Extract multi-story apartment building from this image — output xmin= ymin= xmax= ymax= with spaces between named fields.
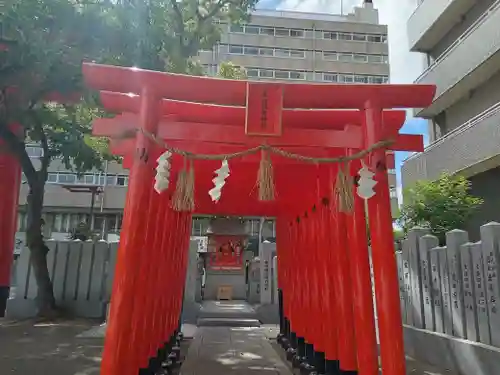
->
xmin=402 ymin=0 xmax=500 ymax=237
xmin=16 ymin=2 xmax=398 ymax=241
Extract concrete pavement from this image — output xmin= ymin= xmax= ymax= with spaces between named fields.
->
xmin=181 ymin=326 xmax=293 ymax=375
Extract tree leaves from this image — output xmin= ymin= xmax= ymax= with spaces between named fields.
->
xmin=397 ymin=173 xmax=483 ymax=244
xmin=1 ymin=0 xmax=257 ymax=181
xmin=217 ymin=61 xmax=247 ymax=79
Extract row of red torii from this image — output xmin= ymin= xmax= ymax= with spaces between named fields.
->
xmin=0 ymin=62 xmax=435 ymax=375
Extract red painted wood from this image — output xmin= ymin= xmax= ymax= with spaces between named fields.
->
xmin=83 ymin=62 xmax=436 ymax=109
xmin=99 ymin=91 xmax=407 ymax=130
xmin=245 ymin=82 xmax=283 ymax=136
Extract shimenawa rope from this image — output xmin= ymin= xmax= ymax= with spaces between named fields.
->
xmin=120 ymin=128 xmax=393 ymax=212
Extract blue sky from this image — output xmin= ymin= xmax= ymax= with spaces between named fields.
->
xmin=258 ymin=0 xmax=426 ymax=201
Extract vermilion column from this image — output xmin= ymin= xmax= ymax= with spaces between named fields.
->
xmin=151 ymin=196 xmax=173 ymax=353
xmin=101 ymin=86 xmax=159 ymax=375
xmin=347 ymin=157 xmax=378 ymax=375
xmin=134 ymin=164 xmax=162 ymax=370
xmin=331 ymin=209 xmax=357 ymax=374
xmin=321 ymin=199 xmax=339 ymax=375
xmin=364 ymin=103 xmax=406 ymax=375
xmin=0 ymin=145 xmax=21 ymax=317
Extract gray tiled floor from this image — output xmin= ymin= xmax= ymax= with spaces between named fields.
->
xmin=180 ymin=326 xmax=292 ymax=375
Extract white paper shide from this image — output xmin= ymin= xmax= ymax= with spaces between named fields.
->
xmin=209 ymin=159 xmax=230 ymax=202
xmin=154 ymin=150 xmax=172 ymax=193
xmin=357 ymin=162 xmax=377 ymax=199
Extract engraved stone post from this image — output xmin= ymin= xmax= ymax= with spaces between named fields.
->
xmin=184 ymin=240 xmax=199 ymax=304
xmin=445 ymin=229 xmax=468 ymax=338
xmin=402 ymin=239 xmax=412 ymax=325
xmin=408 ymin=227 xmax=430 ymax=329
xmin=480 ymin=222 xmax=500 ymax=346
xmin=460 ymin=242 xmax=479 ymax=341
xmin=419 ymin=235 xmax=439 ymax=331
xmin=396 ymin=251 xmax=406 ymax=322
xmin=471 ymin=241 xmax=491 ymax=344
xmin=430 ymin=247 xmax=443 ymax=333
xmin=438 ymin=246 xmax=453 ymax=335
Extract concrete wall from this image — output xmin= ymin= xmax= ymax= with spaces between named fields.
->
xmin=398 ymin=224 xmax=500 ymax=374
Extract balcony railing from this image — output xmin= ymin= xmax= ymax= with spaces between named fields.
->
xmin=407 ymin=0 xmax=475 ymax=51
xmin=415 ymin=1 xmax=500 ymax=114
xmin=402 ymin=103 xmax=500 ymax=186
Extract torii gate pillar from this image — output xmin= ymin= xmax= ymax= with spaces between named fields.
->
xmin=364 ymin=102 xmax=406 ymax=375
xmin=0 ymin=144 xmax=21 ymax=316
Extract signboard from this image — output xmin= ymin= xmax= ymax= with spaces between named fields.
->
xmin=260 ymin=241 xmax=276 ymax=304
xmin=14 ymin=233 xmax=27 ymax=256
xmin=245 ymin=82 xmax=283 ymax=137
xmin=191 ymin=236 xmax=208 ymax=253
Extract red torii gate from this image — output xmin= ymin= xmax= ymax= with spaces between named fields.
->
xmin=81 ymin=62 xmax=435 ymax=375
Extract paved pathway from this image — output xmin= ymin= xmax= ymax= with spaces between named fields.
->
xmin=181 ymin=326 xmax=292 ymax=375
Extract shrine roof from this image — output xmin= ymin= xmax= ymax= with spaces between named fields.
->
xmin=83 ymin=63 xmax=436 ymax=109
xmin=99 ymin=92 xmax=407 ymax=130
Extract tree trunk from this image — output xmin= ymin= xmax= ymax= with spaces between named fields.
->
xmin=26 ymin=181 xmax=57 ymax=317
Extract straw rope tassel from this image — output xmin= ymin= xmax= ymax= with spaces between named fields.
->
xmin=172 ymin=158 xmax=195 ymax=211
xmin=334 ymin=162 xmax=354 ymax=213
xmin=257 ymin=149 xmax=275 ymax=201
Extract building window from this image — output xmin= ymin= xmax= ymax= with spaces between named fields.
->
xmin=245 ymin=25 xmax=259 ymax=34
xmin=260 ymin=27 xmax=274 ymax=36
xmin=58 ymin=173 xmax=77 ymax=184
xmin=323 ymin=51 xmax=338 ymax=60
xmin=244 ymin=46 xmax=259 ymax=55
xmin=108 ymin=215 xmax=118 ymax=233
xmin=230 ymin=24 xmax=243 ymax=33
xmin=289 ymin=71 xmax=305 ymax=80
xmin=323 ymin=73 xmax=338 ymax=82
xmin=338 ymin=32 xmax=352 ymax=41
xmin=246 ymin=69 xmax=258 ymax=77
xmin=117 ymin=175 xmax=128 ymax=186
xmin=26 ymin=145 xmax=44 ymax=158
xmin=259 ymin=69 xmax=274 ymax=78
xmin=354 ymin=75 xmax=368 ymax=83
xmin=290 ymin=50 xmax=305 ymax=58
xmin=228 ymin=23 xmax=387 ymax=44
xmin=259 ymin=47 xmax=274 ymax=56
xmin=367 ymin=34 xmax=383 ymax=43
xmin=368 ymin=55 xmax=382 ymax=63
xmin=47 ymin=173 xmax=57 ymax=183
xmin=229 ymin=45 xmax=243 ymax=54
xmin=290 ymin=29 xmax=304 ymax=38
xmin=353 ymin=33 xmax=367 ymax=42
xmin=275 ymin=28 xmax=290 ymax=37
xmin=339 ymin=53 xmax=352 ymax=62
xmin=226 ymin=44 xmax=306 ymax=59
xmin=323 ymin=31 xmax=337 ymax=40
xmin=353 ymin=54 xmax=368 ymax=63
xmin=274 ymin=70 xmax=290 ymax=79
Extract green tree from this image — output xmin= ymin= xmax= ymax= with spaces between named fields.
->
xmin=217 ymin=61 xmax=247 ymax=79
xmin=0 ymin=0 xmax=256 ymax=316
xmin=397 ymin=173 xmax=483 ymax=244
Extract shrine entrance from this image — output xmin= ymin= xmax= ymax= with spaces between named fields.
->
xmin=80 ymin=63 xmax=435 ymax=375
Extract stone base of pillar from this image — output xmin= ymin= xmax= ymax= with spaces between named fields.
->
xmin=0 ymin=286 xmax=9 ymax=317
xmin=325 ymin=359 xmax=340 ymax=375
